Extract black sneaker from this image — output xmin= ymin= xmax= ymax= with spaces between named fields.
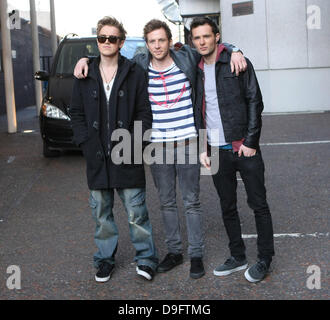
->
xmin=136 ymin=265 xmax=155 ymax=281
xmin=95 ymin=262 xmax=115 ymax=283
xmin=213 ymin=256 xmax=248 ymax=276
xmin=157 ymin=253 xmax=183 ymax=273
xmin=244 ymin=260 xmax=269 ymax=283
xmin=190 ymin=257 xmax=205 ymax=279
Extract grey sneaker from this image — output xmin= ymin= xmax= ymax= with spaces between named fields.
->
xmin=244 ymin=260 xmax=269 ymax=283
xmin=213 ymin=257 xmax=248 ymax=276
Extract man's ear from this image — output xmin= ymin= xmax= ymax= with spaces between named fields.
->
xmin=119 ymin=39 xmax=125 ymax=50
xmin=216 ymin=33 xmax=221 ymax=43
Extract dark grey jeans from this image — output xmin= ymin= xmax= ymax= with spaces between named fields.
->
xmin=150 ymin=140 xmax=204 ymax=258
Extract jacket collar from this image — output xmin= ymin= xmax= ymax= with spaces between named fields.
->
xmin=88 ymin=54 xmax=133 ymax=89
xmin=135 ymin=47 xmax=196 ymax=85
xmin=138 ymin=47 xmax=187 ymax=68
xmin=88 ymin=54 xmax=129 ymax=80
xmin=198 ymin=44 xmax=228 ymax=71
xmin=140 ymin=48 xmax=180 ymax=70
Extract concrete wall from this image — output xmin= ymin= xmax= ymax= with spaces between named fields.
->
xmin=221 ymin=0 xmax=330 ymax=112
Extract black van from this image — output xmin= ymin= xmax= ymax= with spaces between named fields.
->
xmin=35 ymin=35 xmax=146 ymax=157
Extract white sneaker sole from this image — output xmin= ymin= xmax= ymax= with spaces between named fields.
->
xmin=136 ymin=267 xmax=152 ymax=281
xmin=95 ymin=275 xmax=111 ymax=283
xmin=213 ymin=263 xmax=248 ymax=276
xmin=244 ymin=268 xmax=261 ymax=283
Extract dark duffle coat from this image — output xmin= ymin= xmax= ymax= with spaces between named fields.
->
xmin=70 ymin=55 xmax=152 ymax=190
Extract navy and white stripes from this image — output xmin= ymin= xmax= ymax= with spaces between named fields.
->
xmin=148 ymin=63 xmax=197 ymax=142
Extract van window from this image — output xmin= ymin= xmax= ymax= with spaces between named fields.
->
xmin=56 ymin=41 xmax=99 ymax=75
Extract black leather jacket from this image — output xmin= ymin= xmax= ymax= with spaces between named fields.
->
xmin=196 ymin=49 xmax=264 ymax=149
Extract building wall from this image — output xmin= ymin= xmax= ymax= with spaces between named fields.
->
xmin=0 ymin=19 xmax=54 ymax=115
xmin=221 ymin=0 xmax=330 ymax=112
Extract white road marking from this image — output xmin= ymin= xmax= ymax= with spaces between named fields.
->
xmin=263 ymin=111 xmax=326 ymax=116
xmin=242 ymin=232 xmax=329 ymax=239
xmin=261 ymin=141 xmax=330 ymax=146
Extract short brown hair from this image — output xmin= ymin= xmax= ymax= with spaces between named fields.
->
xmin=97 ymin=16 xmax=127 ymax=40
xmin=143 ymin=19 xmax=172 ymax=42
xmin=190 ymin=17 xmax=219 ymax=36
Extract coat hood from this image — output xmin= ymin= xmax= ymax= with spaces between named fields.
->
xmin=198 ymin=44 xmax=227 ymax=71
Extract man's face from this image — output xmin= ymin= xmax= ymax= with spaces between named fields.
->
xmin=146 ymin=28 xmax=172 ymax=61
xmin=97 ymin=25 xmax=124 ymax=58
xmin=191 ymin=24 xmax=220 ymax=58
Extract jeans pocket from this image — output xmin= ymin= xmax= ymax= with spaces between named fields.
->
xmin=241 ymin=149 xmax=260 ymax=159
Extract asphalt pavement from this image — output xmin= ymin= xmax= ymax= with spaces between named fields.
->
xmin=0 ymin=106 xmax=329 ymax=300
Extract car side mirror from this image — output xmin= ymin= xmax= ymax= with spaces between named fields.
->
xmin=35 ymin=70 xmax=49 ymax=81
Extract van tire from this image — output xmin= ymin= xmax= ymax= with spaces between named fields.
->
xmin=43 ymin=141 xmax=61 ymax=158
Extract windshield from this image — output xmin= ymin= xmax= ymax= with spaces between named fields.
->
xmin=55 ymin=38 xmax=146 ymax=75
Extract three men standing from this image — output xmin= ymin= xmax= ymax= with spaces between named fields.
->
xmin=74 ymin=17 xmax=245 ymax=281
xmin=73 ymin=15 xmax=274 ymax=284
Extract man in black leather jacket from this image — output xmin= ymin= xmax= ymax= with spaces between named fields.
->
xmin=191 ymin=17 xmax=275 ymax=283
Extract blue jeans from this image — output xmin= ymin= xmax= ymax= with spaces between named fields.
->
xmin=150 ymin=140 xmax=204 ymax=258
xmin=89 ymin=188 xmax=158 ymax=270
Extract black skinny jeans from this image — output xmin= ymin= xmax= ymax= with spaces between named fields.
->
xmin=212 ymin=149 xmax=275 ymax=262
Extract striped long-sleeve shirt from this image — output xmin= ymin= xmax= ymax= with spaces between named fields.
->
xmin=148 ymin=63 xmax=197 ymax=142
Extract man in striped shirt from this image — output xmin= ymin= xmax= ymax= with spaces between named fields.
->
xmin=74 ymin=19 xmax=246 ymax=279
